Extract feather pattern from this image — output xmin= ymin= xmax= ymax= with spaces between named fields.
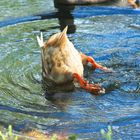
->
xmin=37 ymin=32 xmax=44 ymax=48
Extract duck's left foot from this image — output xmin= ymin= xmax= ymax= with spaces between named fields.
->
xmin=82 ymin=82 xmax=105 ymax=95
xmin=73 ymin=73 xmax=105 ymax=95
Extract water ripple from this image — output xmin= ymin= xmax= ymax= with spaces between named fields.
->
xmin=0 ymin=6 xmax=140 ymax=139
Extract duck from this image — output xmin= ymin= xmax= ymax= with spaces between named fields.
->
xmin=54 ymin=0 xmax=109 ymax=5
xmin=37 ymin=26 xmax=109 ymax=95
xmin=54 ymin=0 xmax=139 ymax=7
xmin=128 ymin=0 xmax=139 ymax=8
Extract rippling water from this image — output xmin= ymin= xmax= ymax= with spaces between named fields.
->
xmin=0 ymin=1 xmax=140 ymax=140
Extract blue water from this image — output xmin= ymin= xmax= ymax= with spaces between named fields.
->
xmin=0 ymin=1 xmax=140 ymax=139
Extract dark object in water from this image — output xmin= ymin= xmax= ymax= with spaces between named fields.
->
xmin=54 ymin=0 xmax=110 ymax=5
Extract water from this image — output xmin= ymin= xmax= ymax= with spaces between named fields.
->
xmin=0 ymin=0 xmax=140 ymax=139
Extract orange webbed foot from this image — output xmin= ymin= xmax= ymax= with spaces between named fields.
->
xmin=80 ymin=53 xmax=111 ymax=72
xmin=73 ymin=73 xmax=105 ymax=95
xmin=87 ymin=56 xmax=111 ymax=72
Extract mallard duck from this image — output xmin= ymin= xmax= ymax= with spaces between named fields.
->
xmin=54 ymin=0 xmax=109 ymax=5
xmin=128 ymin=0 xmax=139 ymax=8
xmin=37 ymin=26 xmax=109 ymax=95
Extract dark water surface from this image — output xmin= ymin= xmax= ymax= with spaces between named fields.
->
xmin=0 ymin=0 xmax=140 ymax=139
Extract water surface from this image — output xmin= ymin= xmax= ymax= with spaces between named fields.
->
xmin=0 ymin=1 xmax=140 ymax=140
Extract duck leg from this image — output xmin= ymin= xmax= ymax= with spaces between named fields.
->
xmin=128 ymin=0 xmax=138 ymax=8
xmin=73 ymin=73 xmax=105 ymax=95
xmin=80 ymin=53 xmax=109 ymax=72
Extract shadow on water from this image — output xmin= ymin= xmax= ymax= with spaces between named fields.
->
xmin=0 ymin=0 xmax=140 ymax=30
xmin=53 ymin=0 xmax=140 ymax=36
xmin=42 ymin=76 xmax=75 ymax=110
xmin=45 ymin=91 xmax=73 ymax=111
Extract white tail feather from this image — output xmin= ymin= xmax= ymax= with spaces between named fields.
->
xmin=37 ymin=32 xmax=44 ymax=48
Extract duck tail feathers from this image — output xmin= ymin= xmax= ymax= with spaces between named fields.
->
xmin=37 ymin=32 xmax=44 ymax=48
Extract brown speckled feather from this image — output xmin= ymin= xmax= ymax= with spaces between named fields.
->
xmin=41 ymin=26 xmax=83 ymax=84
